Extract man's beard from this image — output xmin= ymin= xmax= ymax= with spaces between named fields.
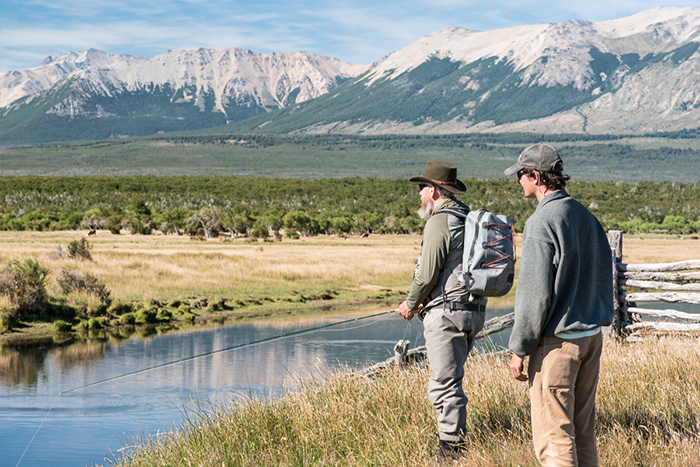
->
xmin=418 ymin=199 xmax=434 ymax=219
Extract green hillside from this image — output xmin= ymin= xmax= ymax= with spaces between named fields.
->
xmin=1 ymin=133 xmax=700 ymax=182
xmin=0 ymin=82 xmax=262 ymax=144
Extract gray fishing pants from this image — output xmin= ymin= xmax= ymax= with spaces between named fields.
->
xmin=423 ymin=306 xmax=485 ymax=443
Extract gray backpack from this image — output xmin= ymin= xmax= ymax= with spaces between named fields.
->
xmin=441 ymin=208 xmax=516 ymax=297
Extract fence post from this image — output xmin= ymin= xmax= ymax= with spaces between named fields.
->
xmin=607 ymin=230 xmax=623 ymax=337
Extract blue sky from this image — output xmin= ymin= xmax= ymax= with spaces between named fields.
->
xmin=1 ymin=1 xmax=698 ymax=72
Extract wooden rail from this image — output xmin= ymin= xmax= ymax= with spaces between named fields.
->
xmin=366 ymin=230 xmax=700 ymax=375
xmin=356 ymin=311 xmax=514 ymax=377
xmin=609 ymin=230 xmax=700 ymax=341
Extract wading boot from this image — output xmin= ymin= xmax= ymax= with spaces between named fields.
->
xmin=435 ymin=438 xmax=463 ymax=464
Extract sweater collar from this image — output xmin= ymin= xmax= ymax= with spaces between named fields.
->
xmin=536 ymin=189 xmax=569 ymax=210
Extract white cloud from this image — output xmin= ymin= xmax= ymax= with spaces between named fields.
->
xmin=4 ymin=0 xmax=700 ymax=71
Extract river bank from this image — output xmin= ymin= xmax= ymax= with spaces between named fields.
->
xmin=0 ymin=230 xmax=420 ymax=347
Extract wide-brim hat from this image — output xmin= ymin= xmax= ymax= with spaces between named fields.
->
xmin=504 ymin=143 xmax=563 ymax=176
xmin=410 ymin=161 xmax=466 ymax=194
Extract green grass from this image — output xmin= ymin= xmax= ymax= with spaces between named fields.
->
xmin=107 ymin=336 xmax=700 ymax=466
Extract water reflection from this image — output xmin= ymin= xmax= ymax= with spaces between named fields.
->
xmin=0 ymin=308 xmax=516 ymax=467
xmin=0 ymin=346 xmax=52 ymax=389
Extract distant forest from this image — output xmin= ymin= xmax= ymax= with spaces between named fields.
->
xmin=0 ymin=176 xmax=699 ymax=237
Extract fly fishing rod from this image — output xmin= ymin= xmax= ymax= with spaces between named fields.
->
xmin=15 ymin=308 xmax=398 ymax=467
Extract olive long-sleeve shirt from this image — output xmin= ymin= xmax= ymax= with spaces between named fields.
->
xmin=406 ymin=198 xmax=483 ymax=311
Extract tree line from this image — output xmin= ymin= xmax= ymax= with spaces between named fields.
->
xmin=0 ymin=176 xmax=699 ymax=236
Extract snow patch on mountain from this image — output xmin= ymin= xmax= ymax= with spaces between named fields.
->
xmin=0 ymin=48 xmax=370 ymax=112
xmin=364 ymin=6 xmax=700 ymax=87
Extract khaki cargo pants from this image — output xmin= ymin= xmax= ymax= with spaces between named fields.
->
xmin=423 ymin=307 xmax=485 ymax=443
xmin=528 ymin=332 xmax=603 ymax=467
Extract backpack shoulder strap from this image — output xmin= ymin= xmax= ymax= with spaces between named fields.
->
xmin=436 ymin=207 xmax=469 ymax=219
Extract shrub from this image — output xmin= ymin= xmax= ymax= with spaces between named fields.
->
xmin=67 ymin=238 xmax=93 ymax=261
xmin=156 ymin=309 xmax=172 ymax=322
xmin=118 ymin=312 xmax=136 ymax=325
xmin=106 ymin=214 xmax=123 ymax=235
xmin=56 ymin=268 xmax=111 ymax=303
xmin=87 ymin=317 xmax=104 ymax=329
xmin=108 ymin=301 xmax=133 ymax=316
xmin=135 ymin=308 xmax=157 ymax=324
xmin=0 ymin=311 xmax=12 ymax=333
xmin=53 ymin=320 xmax=72 ymax=333
xmin=0 ymin=259 xmax=50 ymax=313
xmin=181 ymin=312 xmax=196 ymax=322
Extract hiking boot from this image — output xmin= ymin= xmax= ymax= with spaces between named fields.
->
xmin=435 ymin=439 xmax=463 ymax=464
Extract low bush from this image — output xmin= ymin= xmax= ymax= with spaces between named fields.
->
xmin=108 ymin=301 xmax=133 ymax=316
xmin=67 ymin=238 xmax=93 ymax=261
xmin=118 ymin=312 xmax=136 ymax=325
xmin=0 ymin=311 xmax=12 ymax=333
xmin=0 ymin=259 xmax=50 ymax=313
xmin=87 ymin=317 xmax=106 ymax=329
xmin=56 ymin=268 xmax=111 ymax=303
xmin=134 ymin=308 xmax=157 ymax=324
xmin=53 ymin=320 xmax=72 ymax=333
xmin=156 ymin=309 xmax=172 ymax=322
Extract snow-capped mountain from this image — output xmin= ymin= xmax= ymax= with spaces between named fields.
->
xmin=0 ymin=48 xmax=368 ymax=142
xmin=238 ymin=6 xmax=700 ymax=136
xmin=5 ymin=6 xmax=700 ymax=142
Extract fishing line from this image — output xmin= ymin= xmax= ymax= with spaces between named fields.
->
xmin=15 ymin=308 xmax=397 ymax=467
xmin=64 ymin=308 xmax=397 ymax=395
xmin=317 ymin=310 xmax=397 ymax=332
xmin=14 ymin=394 xmax=61 ymax=467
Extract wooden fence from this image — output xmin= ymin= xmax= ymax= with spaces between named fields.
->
xmin=359 ymin=230 xmax=700 ymax=375
xmin=609 ymin=230 xmax=700 ymax=341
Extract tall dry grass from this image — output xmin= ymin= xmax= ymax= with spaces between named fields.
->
xmin=0 ymin=231 xmax=420 ymax=304
xmin=1 ymin=231 xmax=697 ymax=307
xmin=109 ymin=336 xmax=700 ymax=467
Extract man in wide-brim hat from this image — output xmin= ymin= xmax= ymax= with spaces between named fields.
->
xmin=397 ymin=161 xmax=485 ymax=462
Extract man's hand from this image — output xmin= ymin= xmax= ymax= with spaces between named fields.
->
xmin=398 ymin=300 xmax=416 ymax=320
xmin=510 ymin=354 xmax=528 ymax=382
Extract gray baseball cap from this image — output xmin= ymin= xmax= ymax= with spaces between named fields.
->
xmin=504 ymin=143 xmax=563 ymax=176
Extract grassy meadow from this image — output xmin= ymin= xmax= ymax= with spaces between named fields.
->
xmin=2 ymin=229 xmax=700 ymax=345
xmin=2 ymin=230 xmax=700 ymax=464
xmin=4 ymin=133 xmax=700 ymax=181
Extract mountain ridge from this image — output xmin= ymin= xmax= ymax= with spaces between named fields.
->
xmin=237 ymin=6 xmax=700 ymax=136
xmin=4 ymin=6 xmax=700 ymax=142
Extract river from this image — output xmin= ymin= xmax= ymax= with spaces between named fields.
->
xmin=1 ymin=307 xmax=513 ymax=467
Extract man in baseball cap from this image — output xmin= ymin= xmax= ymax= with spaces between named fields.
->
xmin=506 ymin=143 xmax=613 ymax=467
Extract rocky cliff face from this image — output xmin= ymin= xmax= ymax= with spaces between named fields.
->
xmin=0 ymin=47 xmax=368 ymax=122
